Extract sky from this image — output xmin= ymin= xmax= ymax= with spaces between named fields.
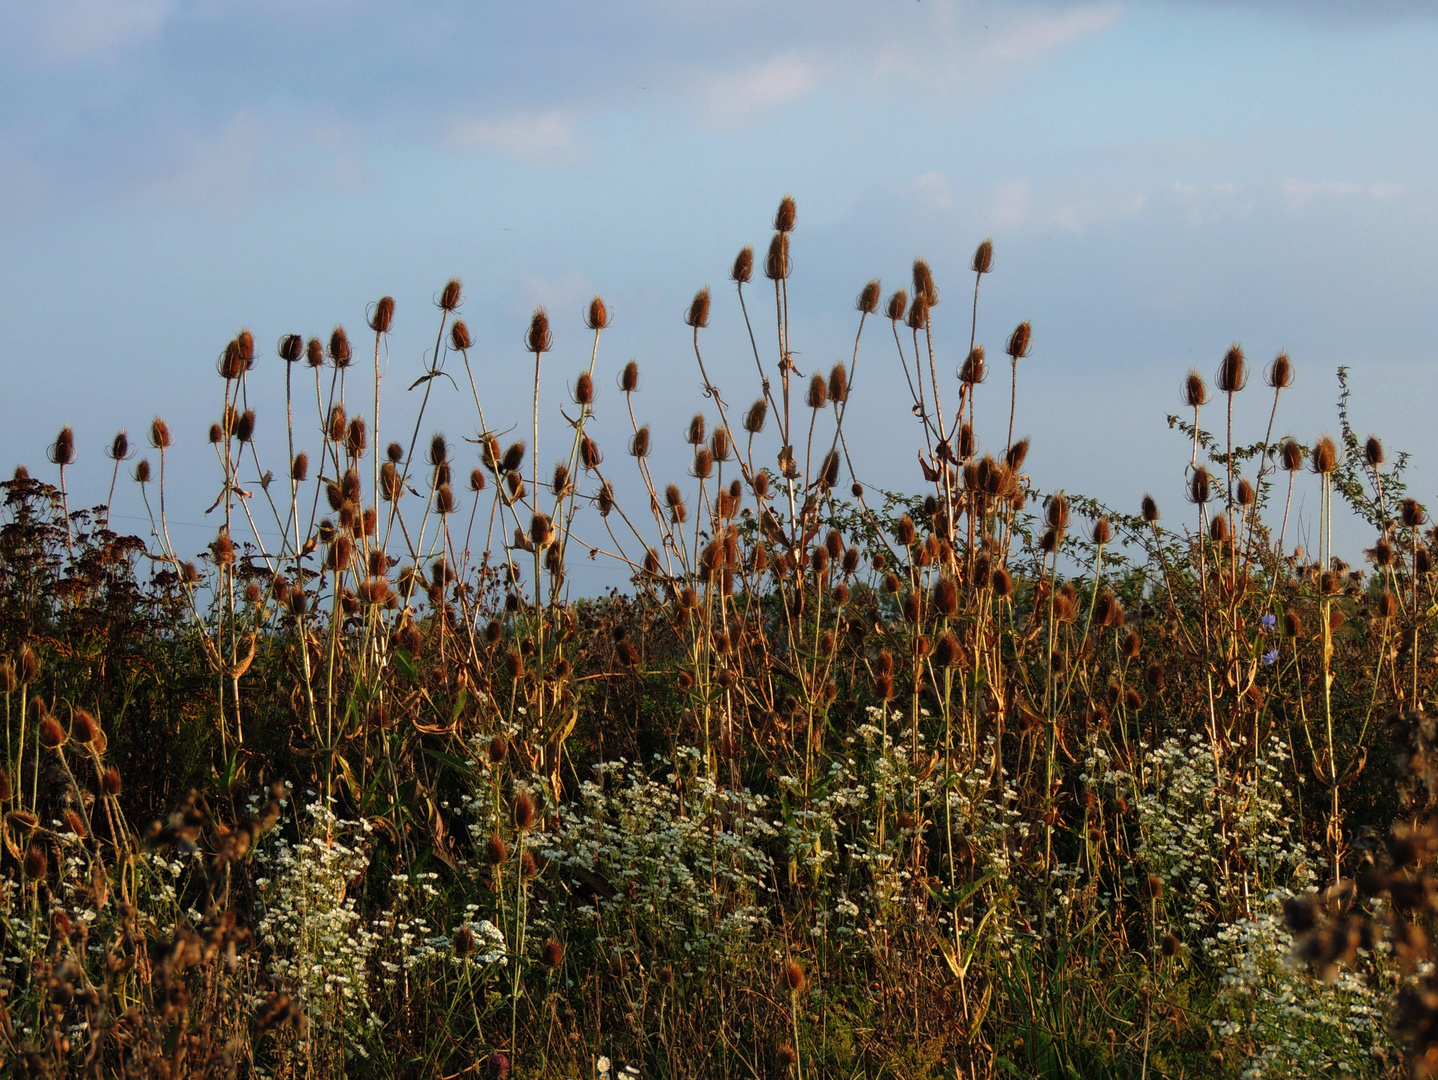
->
xmin=1 ymin=0 xmax=1435 ymax=584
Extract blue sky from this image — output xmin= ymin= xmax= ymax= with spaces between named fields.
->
xmin=1 ymin=0 xmax=1435 ymax=575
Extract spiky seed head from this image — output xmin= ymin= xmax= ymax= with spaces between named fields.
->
xmin=485 ymin=833 xmax=508 ymax=864
xmin=856 ymin=279 xmax=881 ymax=314
xmin=1237 ymin=478 xmax=1255 ymax=507
xmin=134 ymin=458 xmax=151 ymax=483
xmin=439 ymin=278 xmax=462 ymax=311
xmin=1379 ymin=591 xmax=1400 ymax=618
xmin=306 ymin=337 xmax=324 ymax=367
xmin=711 ymin=427 xmax=730 ymax=462
xmin=783 ymin=960 xmax=805 ymax=992
xmin=1144 ymin=874 xmax=1164 ymax=899
xmin=23 ymin=843 xmax=47 ymax=880
xmin=209 ymin=423 xmax=224 ymax=445
xmin=1209 ymin=514 xmax=1228 ymax=542
xmin=290 ymin=452 xmax=309 ymax=483
xmin=1402 ymin=498 xmax=1427 ymax=528
xmin=743 ymin=399 xmax=768 ymax=434
xmin=570 ymin=371 xmax=595 ymax=407
xmin=806 ymin=373 xmax=828 ymax=410
xmin=328 ymin=326 xmax=352 ymax=368
xmin=1216 ymin=344 xmax=1247 ymax=393
xmin=620 ymin=359 xmax=640 ymax=393
xmin=906 ymin=293 xmax=929 ymax=330
xmin=1280 ymin=440 xmax=1304 ymax=472
xmin=368 ymin=296 xmax=395 ymax=334
xmin=685 ymin=287 xmax=711 ymax=329
xmin=1365 ymin=435 xmax=1384 ymax=467
xmin=896 ymin=515 xmax=917 ymax=546
xmin=501 ymin=441 xmax=526 ymax=473
xmin=1181 ymin=369 xmax=1210 ymax=408
xmin=17 ymin=641 xmax=38 ymax=684
xmin=1091 ymin=517 xmax=1111 ymax=546
xmin=885 ymin=289 xmax=908 ymax=322
xmin=39 ymin=715 xmax=65 ymax=749
xmin=691 ymin=447 xmax=713 ymax=479
xmin=542 ymin=939 xmax=564 ymax=967
xmin=686 ymin=414 xmax=707 ymax=446
xmin=526 ymin=307 xmax=552 ymax=353
xmin=586 ymin=295 xmax=610 ymax=330
xmin=1311 ymin=435 xmax=1338 ymax=475
xmin=1185 ymin=467 xmax=1213 ymax=505
xmin=236 ymin=409 xmax=255 ymax=443
xmin=828 ymin=364 xmax=848 ymax=403
xmin=449 ymin=320 xmax=471 ymax=351
xmin=764 ymin=232 xmax=790 ymax=280
xmin=73 ymin=710 xmax=99 ymax=744
xmin=774 ymin=194 xmax=796 ymax=232
xmin=629 ymin=426 xmax=650 ymax=459
xmin=1006 ymin=438 xmax=1030 ymax=473
xmin=149 ymin=417 xmax=171 ymax=450
xmin=1005 ymin=321 xmax=1032 ymax=360
xmin=102 ymin=767 xmax=122 ymax=795
xmin=912 ymin=258 xmax=939 ymax=306
xmin=513 ymin=790 xmax=536 ymax=831
xmin=933 ymin=576 xmax=959 ymax=616
xmin=1046 ymin=492 xmax=1069 ymax=529
xmin=731 ymin=246 xmax=754 ymax=284
xmin=1139 ymin=494 xmax=1160 ymax=523
xmin=1284 ymin=611 xmax=1303 ymax=638
xmin=960 ymin=346 xmax=987 ymax=385
xmin=1266 ymin=350 xmax=1294 ymax=389
xmin=278 ymin=333 xmax=304 ymax=362
xmin=971 ymin=238 xmax=994 ymax=274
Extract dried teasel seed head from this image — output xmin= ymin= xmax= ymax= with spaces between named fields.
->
xmin=291 ymin=452 xmax=309 ymax=482
xmin=1365 ymin=435 xmax=1384 ymax=467
xmin=621 ymin=359 xmax=640 ymax=392
xmin=1401 ymin=498 xmax=1427 ymax=528
xmin=347 ymin=417 xmax=367 ymax=458
xmin=73 ymin=710 xmax=99 ymax=745
xmin=209 ymin=423 xmax=224 ymax=445
xmin=106 ymin=430 xmax=130 ymax=462
xmin=686 ymin=414 xmax=707 ymax=446
xmin=449 ymin=320 xmax=472 ymax=351
xmin=886 ymin=289 xmax=908 ymax=322
xmin=971 ymin=238 xmax=994 ymax=274
xmin=912 ymin=258 xmax=939 ymax=306
xmin=1379 ymin=591 xmax=1400 ymax=619
xmin=1237 ymin=477 xmax=1255 ymax=507
xmin=731 ymin=246 xmax=754 ymax=284
xmin=572 ymin=371 xmax=595 ymax=406
xmin=236 ymin=409 xmax=255 ymax=444
xmin=513 ymin=790 xmax=536 ymax=831
xmin=1310 ymin=435 xmax=1337 ymax=475
xmin=1280 ymin=440 xmax=1304 ymax=472
xmin=1284 ymin=611 xmax=1303 ymax=638
xmin=896 ymin=515 xmax=917 ymax=547
xmin=102 ymin=767 xmax=122 ymax=796
xmin=828 ymin=364 xmax=848 ymax=404
xmin=1215 ymin=343 xmax=1247 ymax=393
xmin=1005 ymin=321 xmax=1032 ymax=360
xmin=774 ymin=194 xmax=797 ymax=233
xmin=63 ymin=809 xmax=86 ymax=838
xmin=501 ymin=441 xmax=526 ymax=473
xmin=1091 ymin=517 xmax=1111 ymax=546
xmin=1046 ymin=492 xmax=1070 ymax=530
xmin=1187 ymin=467 xmax=1211 ymax=505
xmin=134 ymin=458 xmax=151 ymax=483
xmin=764 ymin=232 xmax=790 ymax=281
xmin=1266 ymin=350 xmax=1294 ymax=389
xmin=278 ymin=333 xmax=304 ymax=362
xmin=1181 ymin=369 xmax=1210 ymax=408
xmin=1141 ymin=494 xmax=1160 ymax=523
xmin=711 ymin=427 xmax=731 ymax=462
xmin=329 ymin=326 xmax=352 ymax=368
xmin=1006 ymin=438 xmax=1030 ymax=473
xmin=368 ymin=296 xmax=395 ymax=334
xmin=149 ymin=417 xmax=171 ymax=450
xmin=685 ymin=287 xmax=711 ymax=329
xmin=526 ymin=307 xmax=552 ymax=353
xmin=960 ymin=346 xmax=987 ymax=385
xmin=806 ymin=373 xmax=828 ymax=410
xmin=39 ymin=716 xmax=65 ymax=749
xmin=485 ymin=833 xmax=508 ymax=864
xmin=439 ymin=278 xmax=462 ymax=312
xmin=586 ymin=295 xmax=610 ymax=330
xmin=856 ymin=279 xmax=881 ymax=314
xmin=23 ymin=843 xmax=47 ymax=880
xmin=306 ymin=336 xmax=324 ymax=367
xmin=630 ymin=426 xmax=651 ymax=459
xmin=743 ymin=399 xmax=768 ymax=435
xmin=906 ymin=293 xmax=929 ymax=330
xmin=783 ymin=960 xmax=805 ymax=992
xmin=542 ymin=939 xmax=564 ymax=967
xmin=1143 ymin=874 xmax=1164 ymax=899
xmin=933 ymin=576 xmax=959 ymax=617
xmin=1209 ymin=514 xmax=1229 ymax=543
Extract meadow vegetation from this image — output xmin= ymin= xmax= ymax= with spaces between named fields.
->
xmin=3 ymin=196 xmax=1438 ymax=1078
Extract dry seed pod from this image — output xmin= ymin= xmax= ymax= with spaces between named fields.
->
xmin=1311 ymin=436 xmax=1338 ymax=475
xmin=856 ymin=279 xmax=881 ymax=314
xmin=278 ymin=333 xmax=304 ymax=362
xmin=1266 ymin=350 xmax=1294 ymax=389
xmin=886 ymin=289 xmax=908 ymax=322
xmin=369 ymin=296 xmax=395 ymax=334
xmin=1365 ymin=435 xmax=1385 ymax=467
xmin=912 ymin=258 xmax=939 ymax=306
xmin=971 ymin=238 xmax=994 ymax=274
xmin=585 ymin=295 xmax=610 ymax=330
xmin=526 ymin=307 xmax=552 ymax=353
xmin=731 ymin=246 xmax=753 ymax=284
xmin=439 ymin=278 xmax=462 ymax=311
xmin=685 ymin=287 xmax=711 ymax=329
xmin=774 ymin=194 xmax=796 ymax=233
xmin=1141 ymin=494 xmax=1159 ymax=523
xmin=1005 ymin=321 xmax=1032 ymax=360
xmin=621 ymin=359 xmax=640 ymax=392
xmin=1181 ymin=370 xmax=1210 ymax=409
xmin=1216 ymin=344 xmax=1247 ymax=393
xmin=450 ymin=320 xmax=472 ymax=351
xmin=329 ymin=326 xmax=352 ymax=367
xmin=764 ymin=232 xmax=789 ymax=281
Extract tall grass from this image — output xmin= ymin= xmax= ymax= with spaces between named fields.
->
xmin=0 ymin=196 xmax=1433 ymax=1079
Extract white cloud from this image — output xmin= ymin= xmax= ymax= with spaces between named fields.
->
xmin=448 ymin=111 xmax=579 ymax=166
xmin=990 ymin=177 xmax=1032 ymax=228
xmin=907 ymin=171 xmax=954 ymax=208
xmin=701 ymin=53 xmax=823 ymax=122
xmin=19 ymin=0 xmax=174 ymax=63
xmin=1280 ymin=178 xmax=1405 ymax=208
xmin=144 ymin=111 xmax=262 ymax=214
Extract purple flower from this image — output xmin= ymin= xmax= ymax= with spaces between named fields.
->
xmin=1262 ymin=649 xmax=1279 ymax=667
xmin=1260 ymin=614 xmax=1277 ymax=632
xmin=484 ymin=1053 xmax=510 ymax=1078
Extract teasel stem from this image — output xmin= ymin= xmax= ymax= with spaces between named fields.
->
xmin=389 ymin=305 xmax=452 ymax=552
xmin=735 ymin=278 xmax=780 ymax=440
